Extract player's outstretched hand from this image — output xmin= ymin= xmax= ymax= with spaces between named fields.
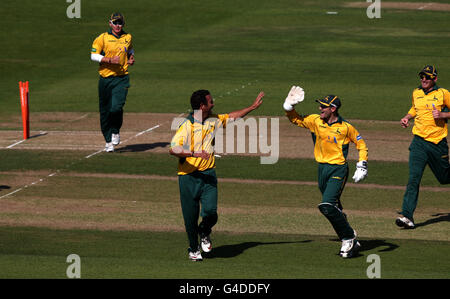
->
xmin=283 ymin=86 xmax=304 ymax=111
xmin=251 ymin=91 xmax=264 ymax=110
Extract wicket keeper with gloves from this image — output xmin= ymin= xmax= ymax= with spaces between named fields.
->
xmin=170 ymin=89 xmax=264 ymax=261
xmin=396 ymin=65 xmax=450 ymax=229
xmin=91 ymin=13 xmax=135 ymax=152
xmin=283 ymin=86 xmax=368 ymax=258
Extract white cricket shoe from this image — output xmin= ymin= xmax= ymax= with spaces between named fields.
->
xmin=201 ymin=235 xmax=212 ymax=253
xmin=339 ymin=234 xmax=361 ymax=258
xmin=188 ymin=249 xmax=203 ymax=261
xmin=396 ymin=216 xmax=415 ymax=229
xmin=105 ymin=142 xmax=114 ymax=152
xmin=112 ymin=133 xmax=120 ymax=146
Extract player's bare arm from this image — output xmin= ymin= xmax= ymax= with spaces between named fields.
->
xmin=169 ymin=147 xmax=210 ymax=159
xmin=228 ymin=91 xmax=264 ymax=120
xmin=103 ymin=56 xmax=120 ymax=64
xmin=400 ymin=114 xmax=414 ymax=128
xmin=91 ymin=54 xmax=120 ymax=65
xmin=432 ymin=107 xmax=450 ymax=119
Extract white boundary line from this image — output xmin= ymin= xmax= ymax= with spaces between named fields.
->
xmin=3 ymin=113 xmax=88 ymax=149
xmin=6 ymin=139 xmax=26 ymax=149
xmin=68 ymin=113 xmax=89 ymax=123
xmin=5 ymin=131 xmax=48 ymax=149
xmin=418 ymin=3 xmax=432 ymax=10
xmin=0 ymin=187 xmax=23 ymax=199
xmin=216 ymin=80 xmax=258 ymax=100
xmin=0 ymin=120 xmax=175 ymax=199
xmin=84 ymin=149 xmax=105 ymax=159
xmin=84 ymin=124 xmax=162 ymax=159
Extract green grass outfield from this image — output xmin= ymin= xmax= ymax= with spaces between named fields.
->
xmin=1 ymin=226 xmax=449 ymax=279
xmin=2 ymin=0 xmax=450 ymax=120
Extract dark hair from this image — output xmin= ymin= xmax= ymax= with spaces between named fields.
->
xmin=190 ymin=90 xmax=210 ymax=110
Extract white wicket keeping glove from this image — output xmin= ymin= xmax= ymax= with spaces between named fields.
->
xmin=352 ymin=160 xmax=368 ymax=183
xmin=283 ymin=86 xmax=305 ymax=111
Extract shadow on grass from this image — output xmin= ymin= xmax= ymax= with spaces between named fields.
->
xmin=25 ymin=132 xmax=48 ymax=140
xmin=329 ymin=239 xmax=399 ymax=258
xmin=116 ymin=142 xmax=169 ymax=153
xmin=359 ymin=239 xmax=399 ymax=253
xmin=415 ymin=213 xmax=450 ymax=228
xmin=204 ymin=240 xmax=312 ymax=259
xmin=0 ymin=185 xmax=11 ymax=192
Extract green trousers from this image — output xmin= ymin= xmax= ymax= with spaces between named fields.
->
xmin=317 ymin=163 xmax=355 ymax=240
xmin=178 ymin=169 xmax=218 ymax=251
xmin=98 ymin=75 xmax=130 ymax=143
xmin=402 ymin=135 xmax=450 ymax=222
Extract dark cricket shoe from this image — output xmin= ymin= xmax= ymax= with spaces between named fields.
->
xmin=201 ymin=235 xmax=212 ymax=253
xmin=396 ymin=216 xmax=415 ymax=229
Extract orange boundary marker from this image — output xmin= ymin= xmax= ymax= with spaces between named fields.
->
xmin=19 ymin=81 xmax=30 ymax=139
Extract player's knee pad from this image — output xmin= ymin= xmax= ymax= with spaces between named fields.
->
xmin=318 ymin=203 xmax=353 ymax=240
xmin=318 ymin=203 xmax=342 ymax=218
xmin=318 ymin=203 xmax=349 ymax=225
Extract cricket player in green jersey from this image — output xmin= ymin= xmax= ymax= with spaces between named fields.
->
xmin=396 ymin=65 xmax=450 ymax=229
xmin=170 ymin=89 xmax=264 ymax=261
xmin=283 ymin=86 xmax=368 ymax=258
xmin=91 ymin=13 xmax=135 ymax=152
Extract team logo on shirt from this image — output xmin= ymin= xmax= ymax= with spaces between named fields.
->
xmin=327 ymin=136 xmax=338 ymax=144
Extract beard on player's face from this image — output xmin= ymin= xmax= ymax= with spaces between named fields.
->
xmin=319 ymin=106 xmax=331 ymax=120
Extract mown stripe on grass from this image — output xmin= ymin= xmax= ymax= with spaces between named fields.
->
xmin=2 ymin=150 xmax=449 ymax=188
xmin=5 ymin=171 xmax=447 ymax=192
xmin=0 ymin=226 xmax=449 ymax=279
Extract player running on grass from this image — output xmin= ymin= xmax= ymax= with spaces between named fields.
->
xmin=396 ymin=65 xmax=450 ymax=229
xmin=170 ymin=89 xmax=264 ymax=261
xmin=283 ymin=87 xmax=368 ymax=258
xmin=91 ymin=13 xmax=135 ymax=152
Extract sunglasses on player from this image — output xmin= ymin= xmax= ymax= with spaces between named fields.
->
xmin=110 ymin=20 xmax=124 ymax=26
xmin=420 ymin=74 xmax=434 ymax=80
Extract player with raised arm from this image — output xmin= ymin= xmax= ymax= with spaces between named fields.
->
xmin=170 ymin=89 xmax=264 ymax=261
xmin=283 ymin=86 xmax=368 ymax=258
